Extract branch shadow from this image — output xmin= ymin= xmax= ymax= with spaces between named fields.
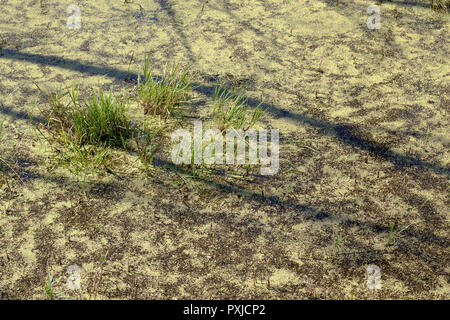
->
xmin=376 ymin=0 xmax=433 ymax=9
xmin=0 ymin=2 xmax=446 ymax=296
xmin=0 ymin=48 xmax=448 ymax=248
xmin=153 ymin=156 xmax=449 ymax=251
xmin=0 ymin=103 xmax=45 ymax=124
xmin=322 ymin=0 xmax=432 ymax=9
xmin=154 ymin=0 xmax=197 ymax=63
xmin=0 ymin=48 xmax=448 ymax=177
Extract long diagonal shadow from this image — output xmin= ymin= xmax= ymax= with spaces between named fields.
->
xmin=154 ymin=0 xmax=197 ymax=63
xmin=1 ymin=49 xmax=448 ymax=261
xmin=1 ymin=49 xmax=447 ymax=176
xmin=154 ymin=1 xmax=448 ymax=175
xmin=371 ymin=0 xmax=432 ymax=9
xmin=0 ymin=103 xmax=45 ymax=124
xmin=5 ymin=150 xmax=447 ymax=264
xmin=154 ymin=156 xmax=449 ymax=250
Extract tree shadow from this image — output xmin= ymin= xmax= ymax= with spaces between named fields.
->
xmin=0 ymin=102 xmax=45 ymax=124
xmin=1 ymin=2 xmax=446 ymax=297
xmin=0 ymin=48 xmax=448 ymax=253
xmin=155 ymin=0 xmax=447 ymax=177
xmin=376 ymin=0 xmax=433 ymax=9
xmin=322 ymin=0 xmax=432 ymax=9
xmin=0 ymin=48 xmax=448 ymax=177
xmin=149 ymin=154 xmax=450 ymax=268
xmin=154 ymin=0 xmax=197 ymax=63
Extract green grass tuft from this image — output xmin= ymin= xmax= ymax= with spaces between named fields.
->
xmin=37 ymin=85 xmax=131 ymax=175
xmin=212 ymin=83 xmax=265 ymax=132
xmin=43 ymin=270 xmax=58 ymax=300
xmin=67 ymin=85 xmax=131 ymax=147
xmin=386 ymin=221 xmax=396 ymax=246
xmin=138 ymin=51 xmax=191 ymax=119
xmin=37 ymin=84 xmax=165 ymax=175
xmin=134 ymin=120 xmax=163 ymax=174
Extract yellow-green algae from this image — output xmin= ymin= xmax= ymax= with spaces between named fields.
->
xmin=0 ymin=0 xmax=448 ymax=299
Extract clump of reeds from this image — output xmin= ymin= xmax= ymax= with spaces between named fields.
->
xmin=138 ymin=51 xmax=191 ymax=119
